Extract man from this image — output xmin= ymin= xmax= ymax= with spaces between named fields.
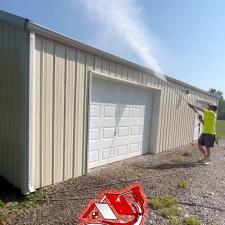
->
xmin=188 ymin=103 xmax=217 ymax=164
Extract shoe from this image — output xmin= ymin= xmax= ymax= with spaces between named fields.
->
xmin=199 ymin=157 xmax=211 ymax=165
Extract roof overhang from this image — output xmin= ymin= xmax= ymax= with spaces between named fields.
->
xmin=0 ymin=10 xmax=217 ymax=99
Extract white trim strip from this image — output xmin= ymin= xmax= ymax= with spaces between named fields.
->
xmin=27 ymin=31 xmax=35 ymax=194
xmin=91 ymin=70 xmax=161 ymax=91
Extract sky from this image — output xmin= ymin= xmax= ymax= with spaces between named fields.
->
xmin=0 ymin=0 xmax=224 ymax=94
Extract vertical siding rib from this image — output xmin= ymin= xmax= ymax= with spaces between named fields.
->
xmin=53 ymin=43 xmax=66 ymax=183
xmin=95 ymin=56 xmax=102 ymax=72
xmin=122 ymin=66 xmax=128 ymax=80
xmin=42 ymin=38 xmax=54 ymax=186
xmin=109 ymin=61 xmax=116 ymax=77
xmin=64 ymin=47 xmax=76 ymax=180
xmin=115 ymin=64 xmax=122 ymax=78
xmin=74 ymin=50 xmax=86 ymax=176
xmin=83 ymin=53 xmax=94 ymax=174
xmin=34 ymin=36 xmax=42 ymax=188
xmin=102 ymin=59 xmax=109 ymax=74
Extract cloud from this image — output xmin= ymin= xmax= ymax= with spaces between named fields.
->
xmin=75 ymin=0 xmax=165 ymax=79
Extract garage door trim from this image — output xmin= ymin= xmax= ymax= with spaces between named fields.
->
xmin=84 ymin=71 xmax=162 ymax=172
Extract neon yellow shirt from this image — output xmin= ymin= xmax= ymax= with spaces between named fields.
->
xmin=202 ymin=109 xmax=217 ymax=135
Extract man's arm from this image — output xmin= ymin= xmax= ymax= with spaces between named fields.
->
xmin=188 ymin=103 xmax=204 ymax=112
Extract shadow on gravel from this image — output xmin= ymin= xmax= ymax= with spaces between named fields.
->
xmin=137 ymin=161 xmax=204 ymax=170
xmin=0 ymin=176 xmax=24 ymax=204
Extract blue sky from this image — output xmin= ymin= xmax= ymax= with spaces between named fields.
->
xmin=1 ymin=0 xmax=224 ymax=94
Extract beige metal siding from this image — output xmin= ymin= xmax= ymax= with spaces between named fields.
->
xmin=0 ymin=20 xmax=28 ymax=191
xmin=34 ymin=36 xmax=86 ymax=188
xmin=34 ymin=34 xmax=217 ymax=188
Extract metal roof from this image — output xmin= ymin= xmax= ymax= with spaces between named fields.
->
xmin=0 ymin=10 xmax=217 ymax=99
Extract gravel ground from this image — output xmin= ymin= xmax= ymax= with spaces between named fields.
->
xmin=3 ymin=140 xmax=225 ymax=225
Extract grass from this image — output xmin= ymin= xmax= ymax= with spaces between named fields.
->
xmin=150 ymin=195 xmax=202 ymax=225
xmin=178 ymin=180 xmax=190 ymax=189
xmin=171 ymin=216 xmax=202 ymax=225
xmin=216 ymin=120 xmax=225 ymax=138
xmin=0 ymin=201 xmax=5 ymax=209
xmin=150 ymin=195 xmax=182 ymax=218
xmin=173 ymin=156 xmax=185 ymax=164
xmin=182 ymin=216 xmax=202 ymax=225
xmin=0 ymin=190 xmax=48 ymax=223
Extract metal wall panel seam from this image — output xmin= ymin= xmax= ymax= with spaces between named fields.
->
xmin=72 ymin=48 xmax=78 ymax=178
xmin=86 ymin=71 xmax=94 ymax=171
xmin=180 ymin=85 xmax=186 ymax=146
xmin=27 ymin=31 xmax=35 ymax=194
xmin=174 ymin=84 xmax=179 ymax=148
xmin=167 ymin=82 xmax=174 ymax=150
xmin=81 ymin=52 xmax=88 ymax=175
xmin=34 ymin=35 xmax=41 ymax=188
xmin=159 ymin=83 xmax=167 ymax=152
xmin=51 ymin=40 xmax=56 ymax=184
xmin=39 ymin=37 xmax=43 ymax=187
xmin=116 ymin=64 xmax=122 ymax=78
xmin=171 ymin=83 xmax=177 ymax=149
xmin=163 ymin=83 xmax=171 ymax=151
xmin=163 ymin=82 xmax=172 ymax=151
xmin=63 ymin=46 xmax=67 ymax=181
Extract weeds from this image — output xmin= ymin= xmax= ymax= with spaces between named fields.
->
xmin=173 ymin=156 xmax=185 ymax=164
xmin=182 ymin=215 xmax=202 ymax=225
xmin=171 ymin=216 xmax=202 ymax=225
xmin=0 ymin=201 xmax=5 ymax=209
xmin=0 ymin=190 xmax=48 ymax=224
xmin=150 ymin=195 xmax=181 ymax=218
xmin=178 ymin=180 xmax=190 ymax=189
xmin=150 ymin=195 xmax=202 ymax=225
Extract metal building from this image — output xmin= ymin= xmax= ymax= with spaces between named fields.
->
xmin=0 ymin=11 xmax=217 ymax=194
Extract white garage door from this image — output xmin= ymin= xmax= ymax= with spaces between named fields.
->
xmin=193 ymin=101 xmax=209 ymax=140
xmin=88 ymin=77 xmax=154 ymax=169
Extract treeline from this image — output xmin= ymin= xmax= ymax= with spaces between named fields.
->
xmin=209 ymin=89 xmax=225 ymax=120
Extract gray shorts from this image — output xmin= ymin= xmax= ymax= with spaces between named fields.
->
xmin=198 ymin=133 xmax=215 ymax=147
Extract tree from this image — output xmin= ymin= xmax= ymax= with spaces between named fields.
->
xmin=209 ymin=89 xmax=225 ymax=120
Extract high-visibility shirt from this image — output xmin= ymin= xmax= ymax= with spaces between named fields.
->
xmin=202 ymin=109 xmax=217 ymax=135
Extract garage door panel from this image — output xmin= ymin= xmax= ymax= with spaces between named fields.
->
xmin=88 ymin=78 xmax=153 ymax=169
xmin=89 ymin=150 xmax=100 ymax=163
xmin=103 ymin=127 xmax=116 ymax=139
xmin=89 ymin=128 xmax=100 ymax=141
xmin=119 ymin=106 xmax=130 ymax=117
xmin=104 ymin=105 xmax=116 ymax=117
xmin=102 ymin=147 xmax=116 ymax=160
xmin=130 ymin=143 xmax=139 ymax=153
xmin=131 ymin=126 xmax=140 ymax=135
xmin=117 ymin=126 xmax=129 ymax=137
xmin=117 ymin=144 xmax=129 ymax=156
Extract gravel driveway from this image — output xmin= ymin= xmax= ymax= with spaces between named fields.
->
xmin=4 ymin=140 xmax=225 ymax=225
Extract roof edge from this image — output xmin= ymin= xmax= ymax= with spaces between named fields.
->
xmin=166 ymin=75 xmax=217 ymax=99
xmin=0 ymin=10 xmax=216 ymax=99
xmin=27 ymin=21 xmax=216 ymax=99
xmin=27 ymin=22 xmax=161 ymax=77
xmin=0 ymin=10 xmax=28 ymax=29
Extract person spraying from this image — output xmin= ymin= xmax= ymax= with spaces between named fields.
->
xmin=188 ymin=103 xmax=217 ymax=165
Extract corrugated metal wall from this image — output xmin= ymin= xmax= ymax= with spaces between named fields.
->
xmin=0 ymin=20 xmax=28 ymax=191
xmin=34 ymin=35 xmax=87 ymax=188
xmin=34 ymin=34 xmax=217 ymax=189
